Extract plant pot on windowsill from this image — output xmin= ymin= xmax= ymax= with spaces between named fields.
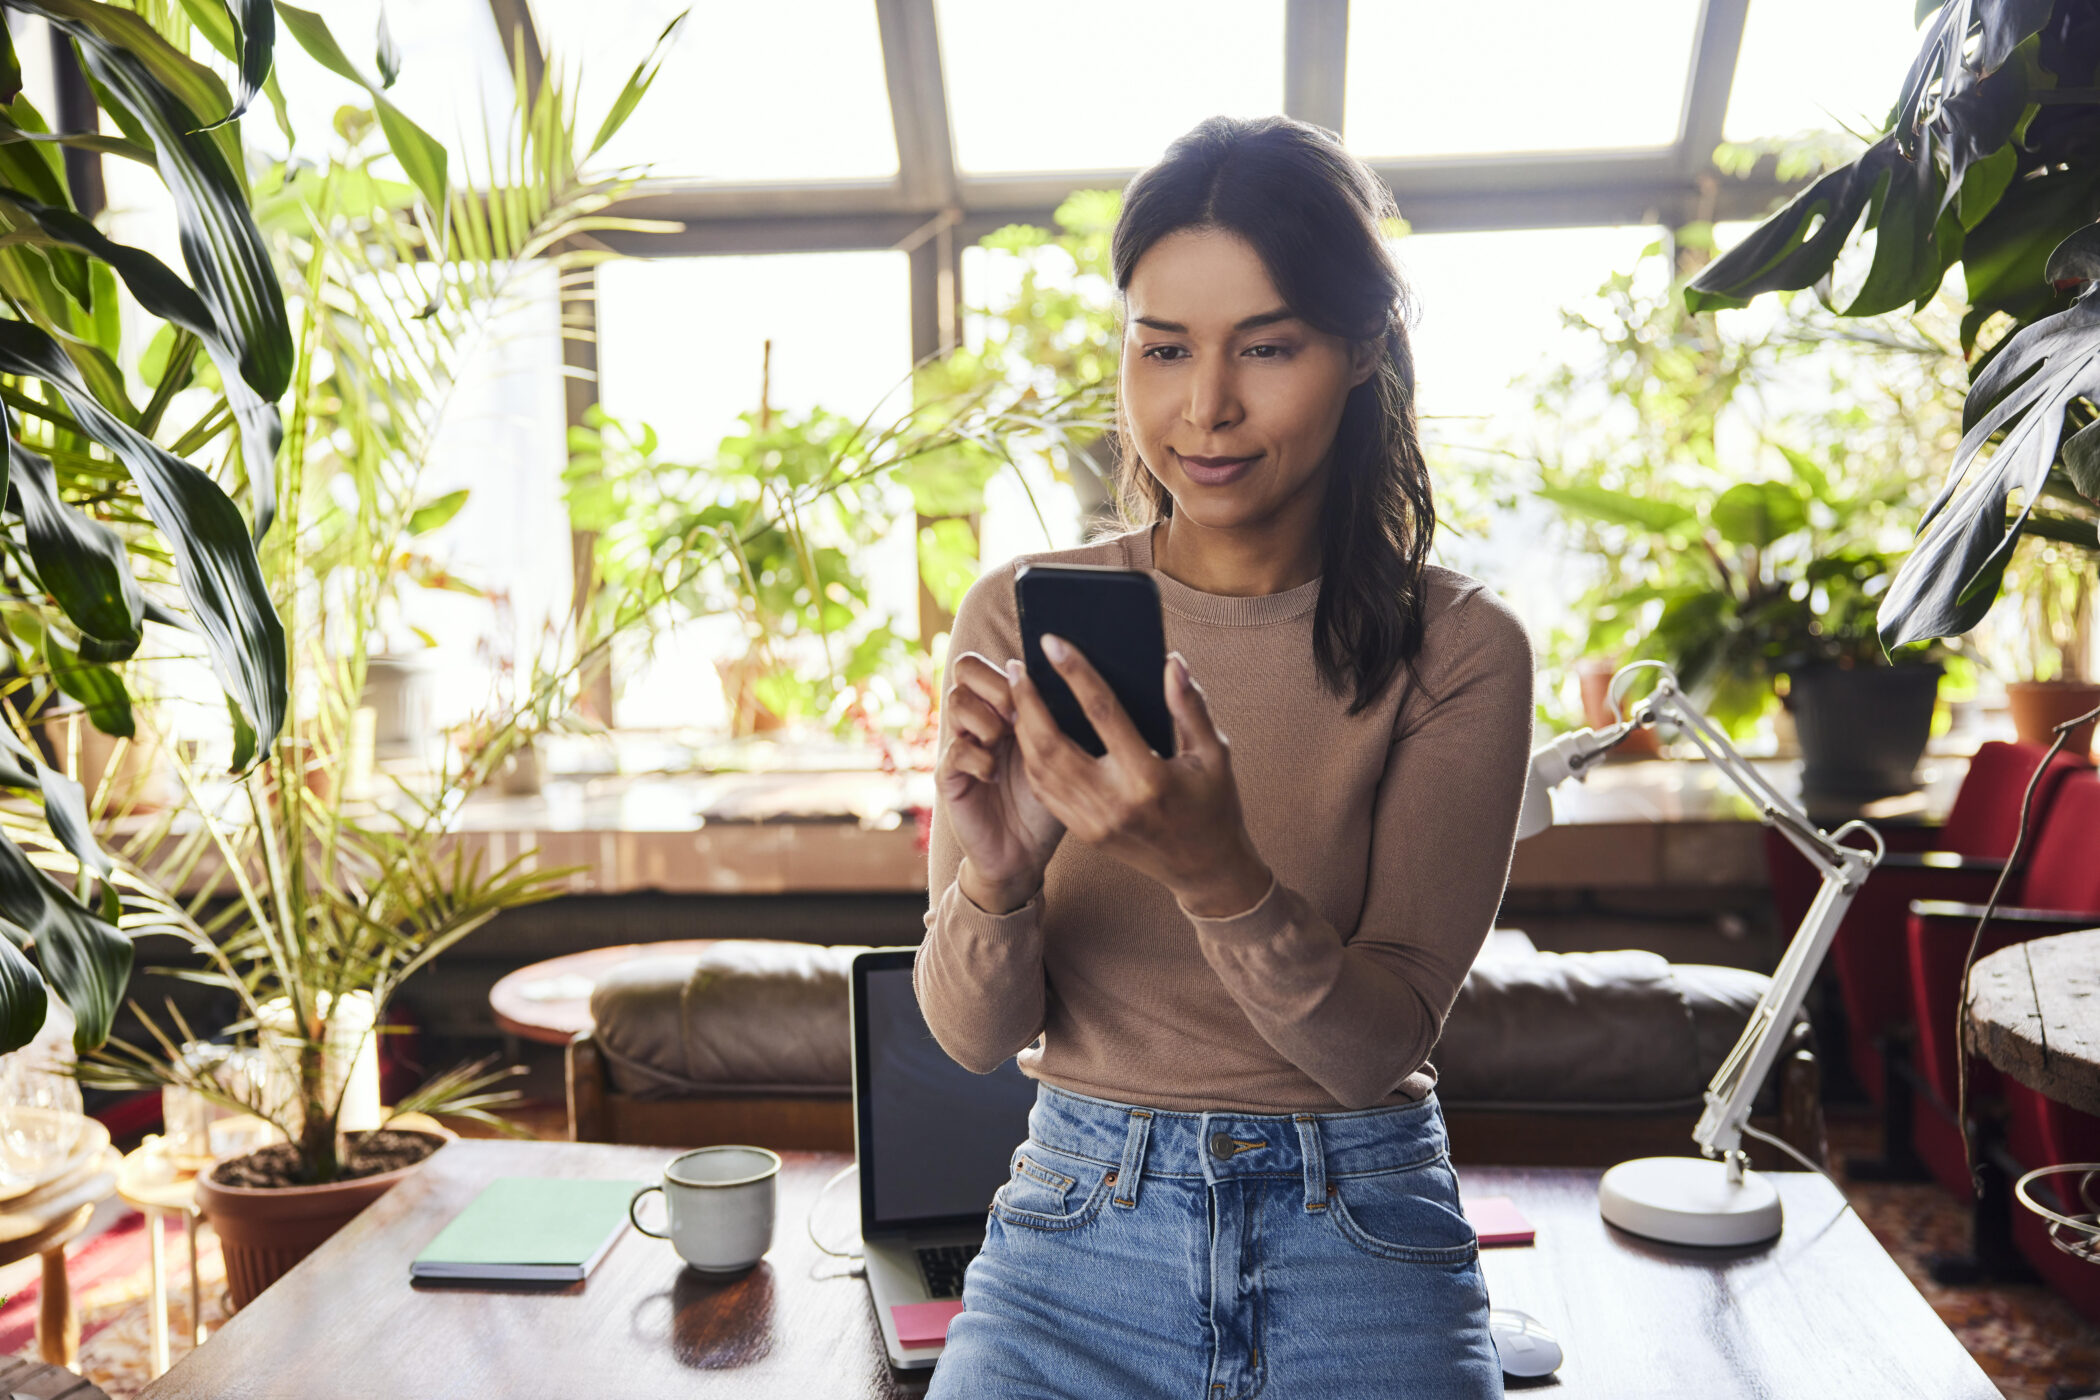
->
xmin=1575 ymin=659 xmax=1661 ymax=757
xmin=196 ymin=1127 xmax=449 ymax=1309
xmin=1782 ymin=662 xmax=1943 ymax=801
xmin=2005 ymin=678 xmax=2100 ymax=760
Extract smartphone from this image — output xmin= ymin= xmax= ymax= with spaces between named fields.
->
xmin=1014 ymin=563 xmax=1175 ymax=759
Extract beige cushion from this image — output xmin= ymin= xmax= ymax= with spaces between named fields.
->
xmin=587 ymin=939 xmax=1803 ymax=1113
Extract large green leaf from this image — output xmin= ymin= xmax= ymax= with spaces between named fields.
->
xmin=1878 ymin=237 xmax=2100 ymax=647
xmin=0 ymin=187 xmax=284 ymax=538
xmin=0 ymin=827 xmax=129 ymax=1053
xmin=21 ymin=2 xmax=293 ymax=420
xmin=1684 ymin=142 xmax=1893 ymax=314
xmin=0 ymin=16 xmax=20 ymax=107
xmin=1535 ymin=483 xmax=1697 ymax=535
xmin=46 ymin=632 xmax=134 ymax=736
xmin=0 ymin=318 xmax=285 ymax=760
xmin=9 ymin=439 xmax=144 ymax=658
xmin=9 ymin=0 xmax=242 ymax=174
xmin=0 ymin=935 xmax=47 ymax=1055
xmin=1710 ymin=480 xmax=1808 ymax=549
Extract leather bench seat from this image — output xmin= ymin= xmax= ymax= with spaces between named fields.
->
xmin=586 ymin=939 xmax=1804 ymax=1116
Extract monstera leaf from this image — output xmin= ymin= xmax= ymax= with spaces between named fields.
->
xmin=1682 ymin=0 xmax=2100 ymax=648
xmin=1878 ymin=227 xmax=2100 ymax=646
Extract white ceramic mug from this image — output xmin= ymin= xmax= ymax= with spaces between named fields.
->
xmin=630 ymin=1145 xmax=781 ymax=1273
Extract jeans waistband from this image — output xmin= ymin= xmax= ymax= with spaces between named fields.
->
xmin=1026 ymin=1081 xmax=1451 ymax=1187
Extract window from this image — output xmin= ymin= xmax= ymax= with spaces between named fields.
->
xmin=938 ymin=0 xmax=1287 ymax=173
xmin=531 ymin=0 xmax=899 ymax=181
xmin=1725 ymin=0 xmax=1922 ymax=142
xmin=593 ymin=251 xmax=916 ymax=728
xmin=1345 ymin=1 xmax=1700 ymax=157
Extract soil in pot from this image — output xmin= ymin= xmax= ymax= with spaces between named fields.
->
xmin=2005 ymin=679 xmax=2100 ymax=759
xmin=210 ymin=1128 xmax=441 ymax=1188
xmin=200 ymin=1128 xmax=447 ymax=1309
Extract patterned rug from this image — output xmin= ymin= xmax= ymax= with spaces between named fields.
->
xmin=1 ymin=1109 xmax=2094 ymax=1398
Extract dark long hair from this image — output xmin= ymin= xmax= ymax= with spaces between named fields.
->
xmin=1109 ymin=115 xmax=1434 ymax=716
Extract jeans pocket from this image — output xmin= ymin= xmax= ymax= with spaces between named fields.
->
xmin=1325 ymin=1155 xmax=1479 ymax=1264
xmin=991 ymin=1142 xmax=1116 ymax=1231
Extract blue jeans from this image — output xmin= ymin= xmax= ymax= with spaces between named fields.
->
xmin=928 ymin=1081 xmax=1503 ymax=1399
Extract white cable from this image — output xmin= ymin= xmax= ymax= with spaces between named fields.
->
xmin=1738 ymin=1122 xmax=1854 ymax=1224
xmin=808 ymin=1160 xmax=864 ymax=1261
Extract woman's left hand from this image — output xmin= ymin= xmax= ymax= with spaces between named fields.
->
xmin=1006 ymin=637 xmax=1275 ymax=919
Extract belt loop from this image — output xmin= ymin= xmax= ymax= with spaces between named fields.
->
xmin=1294 ymin=1114 xmax=1327 ymax=1212
xmin=1112 ymin=1109 xmax=1153 ymax=1210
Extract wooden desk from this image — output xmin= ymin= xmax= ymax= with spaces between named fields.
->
xmin=140 ymin=1140 xmax=1994 ymax=1399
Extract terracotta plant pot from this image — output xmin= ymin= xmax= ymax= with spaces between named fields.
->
xmin=2005 ymin=679 xmax=2100 ymax=760
xmin=197 ymin=1130 xmax=447 ymax=1309
xmin=1575 ymin=660 xmax=1660 ymax=757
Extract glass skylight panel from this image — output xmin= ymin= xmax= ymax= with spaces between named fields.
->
xmin=937 ymin=0 xmax=1287 ymax=173
xmin=1344 ymin=1 xmax=1699 ymax=157
xmin=530 ymin=0 xmax=898 ymax=181
xmin=1724 ymin=0 xmax=1924 ymax=143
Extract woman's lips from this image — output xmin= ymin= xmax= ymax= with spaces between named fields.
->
xmin=1178 ymin=451 xmax=1260 ymax=486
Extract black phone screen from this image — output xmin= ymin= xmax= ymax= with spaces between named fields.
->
xmin=1013 ymin=563 xmax=1174 ymax=758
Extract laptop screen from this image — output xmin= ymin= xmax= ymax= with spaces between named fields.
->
xmin=854 ymin=955 xmax=1041 ymax=1233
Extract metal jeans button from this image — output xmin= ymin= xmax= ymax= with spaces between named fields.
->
xmin=1209 ymin=1132 xmax=1235 ymax=1160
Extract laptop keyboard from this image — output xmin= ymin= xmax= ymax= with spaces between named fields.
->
xmin=915 ymin=1243 xmax=980 ymax=1299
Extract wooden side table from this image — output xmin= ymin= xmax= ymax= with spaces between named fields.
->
xmin=1967 ymin=928 xmax=2100 ymax=1116
xmin=488 ymin=940 xmax=719 ymax=1046
xmin=115 ymin=1142 xmax=206 ymax=1380
xmin=0 ymin=1113 xmax=118 ymax=1367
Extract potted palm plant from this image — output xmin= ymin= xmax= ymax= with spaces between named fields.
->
xmin=60 ymin=5 xmax=689 ymax=1305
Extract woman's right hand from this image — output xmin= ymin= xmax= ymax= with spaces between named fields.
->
xmin=937 ymin=652 xmax=1065 ymax=912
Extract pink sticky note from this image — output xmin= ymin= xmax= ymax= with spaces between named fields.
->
xmin=892 ymin=1299 xmax=966 ymax=1346
xmin=1464 ymin=1195 xmax=1536 ymax=1247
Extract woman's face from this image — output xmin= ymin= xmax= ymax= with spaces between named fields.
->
xmin=1119 ymin=226 xmax=1376 ymax=534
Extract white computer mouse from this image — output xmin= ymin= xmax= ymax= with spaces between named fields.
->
xmin=1488 ymin=1307 xmax=1564 ymax=1379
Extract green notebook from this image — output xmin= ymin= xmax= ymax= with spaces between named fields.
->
xmin=411 ymin=1177 xmax=645 ymax=1283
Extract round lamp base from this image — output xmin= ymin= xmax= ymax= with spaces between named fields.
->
xmin=1597 ymin=1156 xmax=1783 ymax=1247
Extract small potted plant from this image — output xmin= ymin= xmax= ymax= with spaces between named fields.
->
xmin=1982 ymin=536 xmax=2100 ymax=757
xmin=1494 ymin=230 xmax=1967 ymax=789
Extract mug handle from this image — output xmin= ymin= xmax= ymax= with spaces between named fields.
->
xmin=630 ymin=1184 xmax=670 ymax=1239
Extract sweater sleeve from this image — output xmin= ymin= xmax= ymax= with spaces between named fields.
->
xmin=911 ymin=561 xmax=1052 ymax=1075
xmin=1184 ymin=585 xmax=1536 ymax=1110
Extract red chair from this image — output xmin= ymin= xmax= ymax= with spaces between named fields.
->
xmin=2002 ymin=1078 xmax=2100 ymax=1327
xmin=1905 ymin=770 xmax=2100 ymax=1202
xmin=1766 ymin=742 xmax=2091 ymax=1172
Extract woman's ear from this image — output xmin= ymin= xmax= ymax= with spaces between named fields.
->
xmin=1348 ymin=338 xmax=1379 ymax=388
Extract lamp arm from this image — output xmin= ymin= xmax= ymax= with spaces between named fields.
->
xmin=1633 ymin=677 xmax=1883 ymax=1176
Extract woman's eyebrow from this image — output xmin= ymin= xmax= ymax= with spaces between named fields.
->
xmin=1132 ymin=309 xmax=1297 ymax=333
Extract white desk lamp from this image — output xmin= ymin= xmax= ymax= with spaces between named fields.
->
xmin=1518 ymin=662 xmax=1884 ymax=1247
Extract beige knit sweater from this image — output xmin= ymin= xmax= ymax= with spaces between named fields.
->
xmin=913 ymin=523 xmax=1536 ymax=1113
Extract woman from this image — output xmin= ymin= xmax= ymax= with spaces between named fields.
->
xmin=915 ymin=114 xmax=1533 ymax=1400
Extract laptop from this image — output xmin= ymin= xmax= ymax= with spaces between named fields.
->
xmin=850 ymin=948 xmax=1040 ymax=1370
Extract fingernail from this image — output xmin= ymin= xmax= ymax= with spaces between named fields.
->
xmin=1005 ymin=658 xmax=1024 ymax=684
xmin=1171 ymin=652 xmax=1192 ymax=688
xmin=1042 ymin=635 xmax=1070 ymax=663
